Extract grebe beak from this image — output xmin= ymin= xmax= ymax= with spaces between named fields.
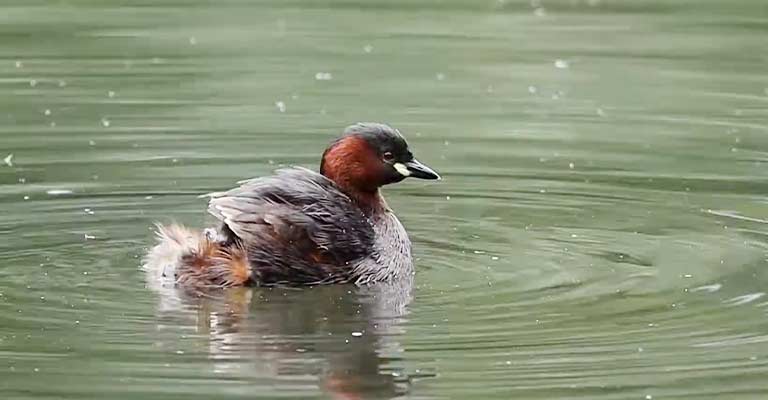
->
xmin=394 ymin=159 xmax=441 ymax=180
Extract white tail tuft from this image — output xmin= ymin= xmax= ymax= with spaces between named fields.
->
xmin=142 ymin=223 xmax=203 ymax=283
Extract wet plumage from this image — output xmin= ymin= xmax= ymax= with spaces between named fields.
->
xmin=143 ymin=122 xmax=440 ymax=287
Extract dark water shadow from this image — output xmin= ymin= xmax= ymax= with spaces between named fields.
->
xmin=148 ymin=278 xmax=418 ymax=399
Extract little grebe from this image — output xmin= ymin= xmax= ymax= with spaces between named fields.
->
xmin=144 ymin=123 xmax=440 ymax=287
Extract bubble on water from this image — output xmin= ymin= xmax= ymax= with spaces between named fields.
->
xmin=58 ymin=80 xmax=67 ymax=87
xmin=101 ymin=118 xmax=110 ymax=127
xmin=15 ymin=61 xmax=23 ymax=68
xmin=275 ymin=101 xmax=286 ymax=113
xmin=84 ymin=208 xmax=95 ymax=215
xmin=363 ymin=44 xmax=373 ymax=53
xmin=314 ymin=72 xmax=333 ymax=80
xmin=588 ymin=0 xmax=601 ymax=6
xmin=18 ymin=177 xmax=26 ymax=183
xmin=23 ymin=195 xmax=30 ymax=200
xmin=188 ymin=37 xmax=197 ymax=45
xmin=3 ymin=154 xmax=13 ymax=167
xmin=435 ymin=72 xmax=446 ymax=81
xmin=46 ymin=189 xmax=73 ymax=196
xmin=554 ymin=59 xmax=569 ymax=69
xmin=569 ymin=162 xmax=575 ymax=169
xmin=645 ymin=395 xmax=652 ymax=400
xmin=44 ymin=109 xmax=51 ymax=116
xmin=445 ymin=196 xmax=451 ymax=200
xmin=486 ymin=84 xmax=494 ymax=93
xmin=89 ymin=140 xmax=96 ymax=146
xmin=534 ymin=7 xmax=546 ymax=17
xmin=108 ymin=90 xmax=115 ymax=98
xmin=596 ymin=108 xmax=606 ymax=117
xmin=29 ymin=79 xmax=38 ymax=87
xmin=491 ymin=256 xmax=499 ymax=260
xmin=528 ymin=85 xmax=537 ymax=94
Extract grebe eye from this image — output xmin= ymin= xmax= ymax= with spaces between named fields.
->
xmin=382 ymin=151 xmax=394 ymax=162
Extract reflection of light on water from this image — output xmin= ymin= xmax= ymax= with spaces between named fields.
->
xmin=705 ymin=209 xmax=768 ymax=224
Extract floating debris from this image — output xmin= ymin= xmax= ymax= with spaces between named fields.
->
xmin=554 ymin=59 xmax=569 ymax=69
xmin=43 ymin=109 xmax=51 ymax=116
xmin=363 ymin=44 xmax=373 ymax=53
xmin=29 ymin=79 xmax=38 ymax=87
xmin=58 ymin=80 xmax=67 ymax=87
xmin=3 ymin=154 xmax=13 ymax=167
xmin=275 ymin=101 xmax=286 ymax=113
xmin=314 ymin=72 xmax=333 ymax=81
xmin=15 ymin=61 xmax=23 ymax=68
xmin=100 ymin=118 xmax=110 ymax=127
xmin=435 ymin=72 xmax=446 ymax=81
xmin=107 ymin=90 xmax=115 ymax=98
xmin=84 ymin=234 xmax=96 ymax=240
xmin=351 ymin=331 xmax=363 ymax=337
xmin=188 ymin=37 xmax=197 ymax=45
xmin=528 ymin=85 xmax=538 ymax=94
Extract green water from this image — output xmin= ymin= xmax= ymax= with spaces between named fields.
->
xmin=2 ymin=0 xmax=768 ymax=399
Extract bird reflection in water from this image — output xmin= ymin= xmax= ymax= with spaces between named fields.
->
xmin=147 ymin=276 xmax=420 ymax=399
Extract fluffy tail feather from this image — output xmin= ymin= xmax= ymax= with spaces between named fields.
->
xmin=143 ymin=224 xmax=252 ymax=287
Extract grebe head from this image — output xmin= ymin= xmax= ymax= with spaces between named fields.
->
xmin=320 ymin=123 xmax=440 ymax=197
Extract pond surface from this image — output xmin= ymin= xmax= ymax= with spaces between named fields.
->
xmin=2 ymin=0 xmax=768 ymax=399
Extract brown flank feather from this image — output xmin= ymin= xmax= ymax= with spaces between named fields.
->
xmin=144 ymin=224 xmax=252 ymax=288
